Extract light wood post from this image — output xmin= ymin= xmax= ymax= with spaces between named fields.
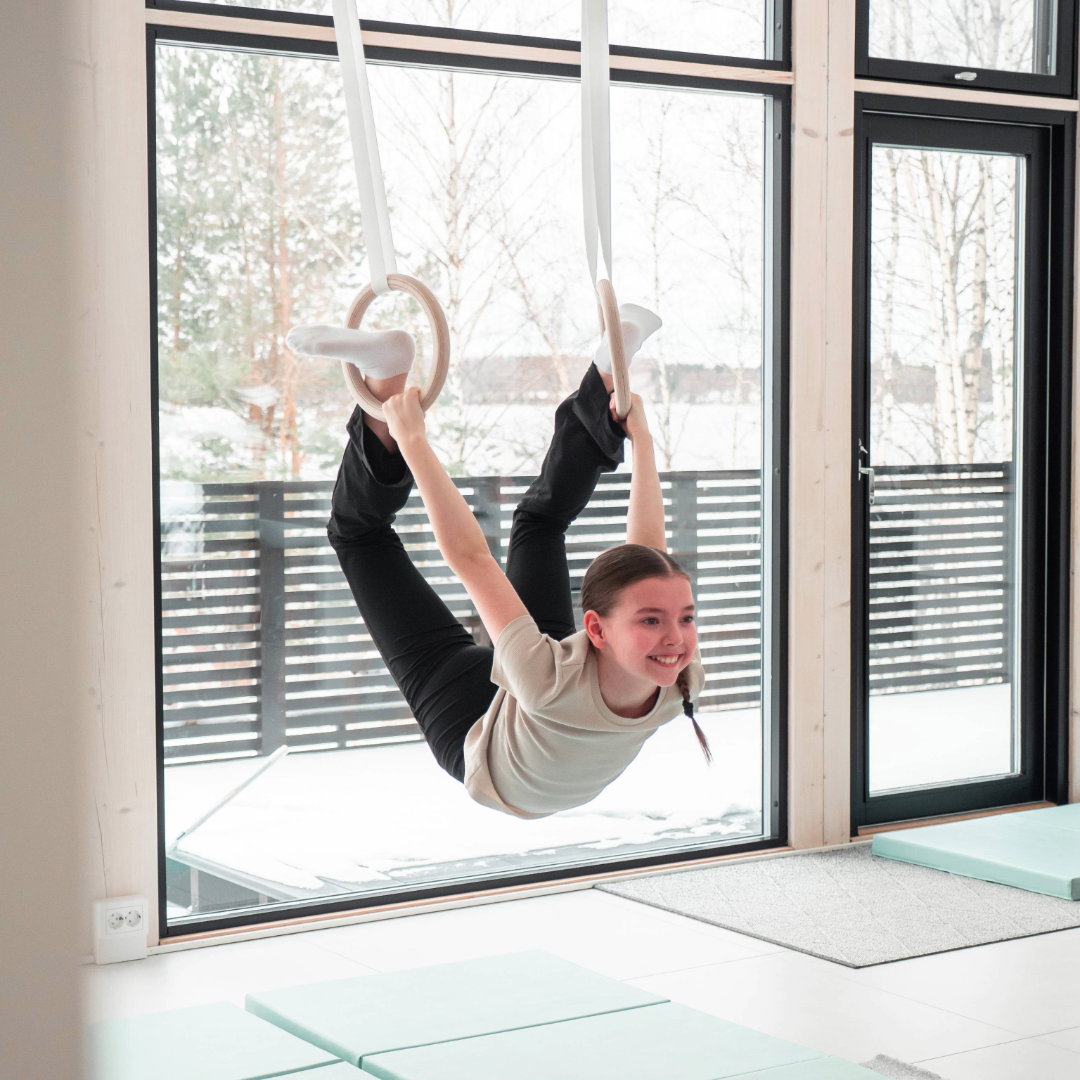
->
xmin=788 ymin=0 xmax=829 ymax=848
xmin=821 ymin=0 xmax=856 ymax=843
xmin=788 ymin=0 xmax=855 ymax=847
xmin=72 ymin=0 xmax=160 ymax=949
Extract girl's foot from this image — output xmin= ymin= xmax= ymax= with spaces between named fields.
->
xmin=287 ymin=324 xmax=415 ymax=452
xmin=594 ymin=303 xmax=662 ymax=390
xmin=286 ymin=324 xmax=415 ymax=379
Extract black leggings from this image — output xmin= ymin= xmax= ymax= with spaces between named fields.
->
xmin=327 ymin=364 xmax=626 ymax=781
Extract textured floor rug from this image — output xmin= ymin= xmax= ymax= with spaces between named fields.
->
xmin=597 ymin=842 xmax=1080 ymax=967
xmin=861 ymin=1056 xmax=942 ymax=1079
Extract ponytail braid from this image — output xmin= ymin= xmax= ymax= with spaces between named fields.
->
xmin=677 ymin=668 xmax=712 ymax=764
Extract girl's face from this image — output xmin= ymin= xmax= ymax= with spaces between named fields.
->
xmin=585 ymin=575 xmax=697 ymax=687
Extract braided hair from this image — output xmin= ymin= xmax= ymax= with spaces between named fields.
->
xmin=677 ymin=667 xmax=712 ymax=764
xmin=580 ymin=544 xmax=712 ymax=764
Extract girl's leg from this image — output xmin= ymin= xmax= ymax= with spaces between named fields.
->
xmin=504 ymin=363 xmax=626 ymax=640
xmin=328 ymin=407 xmax=496 ymax=781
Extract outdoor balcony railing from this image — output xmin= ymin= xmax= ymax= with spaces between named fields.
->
xmin=160 ymin=463 xmax=1012 ymax=764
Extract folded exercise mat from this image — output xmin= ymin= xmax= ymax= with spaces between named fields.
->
xmin=740 ymin=1062 xmax=895 ymax=1079
xmin=361 ymin=1002 xmax=881 ymax=1080
xmin=246 ymin=950 xmax=663 ymax=1066
xmin=290 ymin=1066 xmax=363 ymax=1077
xmin=872 ymin=803 xmax=1080 ymax=900
xmin=87 ymin=1001 xmax=339 ymax=1080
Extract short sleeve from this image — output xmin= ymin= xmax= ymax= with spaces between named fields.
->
xmin=490 ymin=615 xmax=561 ymax=711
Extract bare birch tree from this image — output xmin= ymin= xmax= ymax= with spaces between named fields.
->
xmin=870 ymin=0 xmax=1041 ymax=74
xmin=870 ymin=143 xmax=1017 ymax=467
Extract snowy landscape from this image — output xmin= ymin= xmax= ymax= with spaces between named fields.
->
xmin=166 ymin=706 xmax=765 ymax=917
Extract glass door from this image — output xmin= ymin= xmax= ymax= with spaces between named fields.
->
xmin=851 ymin=104 xmax=1054 ymax=826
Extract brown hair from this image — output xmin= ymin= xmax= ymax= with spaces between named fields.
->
xmin=580 ymin=544 xmax=711 ymax=764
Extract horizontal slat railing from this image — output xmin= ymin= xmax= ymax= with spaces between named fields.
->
xmin=868 ymin=461 xmax=1013 ymax=696
xmin=160 ymin=482 xmax=261 ymax=762
xmin=161 ymin=461 xmax=1014 ymax=763
xmin=161 ymin=470 xmax=763 ymax=763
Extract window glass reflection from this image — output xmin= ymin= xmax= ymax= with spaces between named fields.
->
xmin=156 ymin=43 xmax=770 ymax=924
xmin=868 ymin=0 xmax=1057 ymax=75
xmin=867 ymin=144 xmax=1022 ymax=793
xmin=209 ymin=0 xmax=772 ymax=58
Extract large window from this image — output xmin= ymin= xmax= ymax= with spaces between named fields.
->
xmin=152 ymin=15 xmax=788 ymax=932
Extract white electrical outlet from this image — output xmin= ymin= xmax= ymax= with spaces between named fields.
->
xmin=93 ymin=895 xmax=148 ymax=964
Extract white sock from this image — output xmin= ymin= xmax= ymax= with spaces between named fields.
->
xmin=286 ymin=324 xmax=415 ymax=379
xmin=593 ymin=303 xmax=662 ymax=374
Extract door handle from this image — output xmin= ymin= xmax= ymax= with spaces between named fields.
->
xmin=859 ymin=465 xmax=875 ymax=505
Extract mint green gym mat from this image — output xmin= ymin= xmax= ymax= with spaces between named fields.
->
xmin=291 ymin=1067 xmax=362 ymax=1078
xmin=93 ymin=952 xmax=882 ymax=1080
xmin=87 ymin=1002 xmax=340 ymax=1080
xmin=360 ymin=1002 xmax=881 ymax=1080
xmin=872 ymin=804 xmax=1080 ymax=900
xmin=246 ymin=950 xmax=662 ymax=1066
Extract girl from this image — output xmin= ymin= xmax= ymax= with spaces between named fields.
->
xmin=308 ymin=307 xmax=707 ymax=819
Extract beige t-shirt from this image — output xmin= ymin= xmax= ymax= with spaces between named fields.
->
xmin=462 ymin=614 xmax=706 ymax=819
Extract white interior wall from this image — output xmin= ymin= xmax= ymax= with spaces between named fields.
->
xmin=75 ymin=0 xmax=1080 ymax=951
xmin=1 ymin=2 xmax=86 ymax=1074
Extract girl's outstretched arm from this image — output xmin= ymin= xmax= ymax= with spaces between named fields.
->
xmin=619 ymin=393 xmax=667 ymax=551
xmin=383 ymin=389 xmax=529 ymax=643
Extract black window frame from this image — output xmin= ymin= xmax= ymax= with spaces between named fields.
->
xmin=855 ymin=0 xmax=1078 ymax=97
xmin=850 ymin=94 xmax=1074 ymax=830
xmin=148 ymin=17 xmax=792 ymax=938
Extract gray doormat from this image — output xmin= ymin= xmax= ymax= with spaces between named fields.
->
xmin=861 ymin=1056 xmax=942 ymax=1079
xmin=597 ymin=842 xmax=1080 ymax=967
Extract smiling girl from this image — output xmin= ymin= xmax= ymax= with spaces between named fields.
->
xmin=318 ymin=314 xmax=708 ymax=819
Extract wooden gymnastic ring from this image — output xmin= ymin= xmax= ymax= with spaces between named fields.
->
xmin=596 ymin=278 xmax=630 ymax=420
xmin=341 ymin=273 xmax=450 ymax=423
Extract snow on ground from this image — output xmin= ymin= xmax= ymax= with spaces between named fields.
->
xmin=869 ymin=683 xmax=1014 ymax=793
xmin=159 ymin=397 xmax=764 ymax=482
xmin=166 ymin=684 xmax=1017 ymax=913
xmin=166 ymin=707 xmax=764 ymax=904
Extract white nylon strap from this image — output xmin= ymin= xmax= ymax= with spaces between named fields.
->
xmin=581 ymin=0 xmax=613 ymax=287
xmin=332 ymin=0 xmax=397 ymax=295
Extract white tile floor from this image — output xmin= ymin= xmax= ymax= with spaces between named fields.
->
xmin=82 ymin=888 xmax=1080 ymax=1080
